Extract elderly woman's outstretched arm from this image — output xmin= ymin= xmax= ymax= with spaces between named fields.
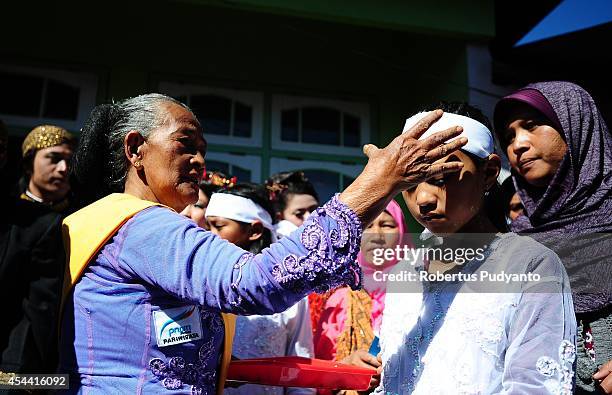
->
xmin=108 ymin=195 xmax=359 ymax=315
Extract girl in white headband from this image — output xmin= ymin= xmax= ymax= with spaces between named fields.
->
xmin=206 ymin=183 xmax=277 ymax=251
xmin=373 ymin=102 xmax=576 ymax=394
xmin=205 ymin=183 xmax=315 ymax=395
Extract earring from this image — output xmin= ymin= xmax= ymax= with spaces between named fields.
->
xmin=134 ymin=160 xmax=142 ymax=169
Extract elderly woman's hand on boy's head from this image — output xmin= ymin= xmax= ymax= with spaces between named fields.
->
xmin=363 ymin=110 xmax=467 ymax=193
xmin=340 ymin=110 xmax=467 ymax=226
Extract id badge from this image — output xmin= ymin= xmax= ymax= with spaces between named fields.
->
xmin=153 ymin=305 xmax=203 ymax=347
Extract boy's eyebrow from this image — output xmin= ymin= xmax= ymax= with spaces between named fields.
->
xmin=47 ymin=152 xmax=69 ymax=158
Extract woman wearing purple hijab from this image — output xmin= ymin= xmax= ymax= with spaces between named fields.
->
xmin=494 ymin=81 xmax=612 ymax=394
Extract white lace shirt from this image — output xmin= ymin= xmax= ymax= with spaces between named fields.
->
xmin=374 ymin=233 xmax=577 ymax=395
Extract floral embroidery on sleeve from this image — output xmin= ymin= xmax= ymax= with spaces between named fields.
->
xmin=536 ymin=339 xmax=576 ymax=395
xmin=271 ymin=194 xmax=363 ymax=294
xmin=227 ymin=252 xmax=254 ymax=308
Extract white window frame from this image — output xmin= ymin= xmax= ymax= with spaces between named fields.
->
xmin=269 ymin=157 xmax=362 ymax=180
xmin=0 ymin=64 xmax=98 ymax=131
xmin=205 ymin=151 xmax=262 ymax=183
xmin=159 ymin=82 xmax=263 ymax=148
xmin=271 ymin=94 xmax=370 ymax=156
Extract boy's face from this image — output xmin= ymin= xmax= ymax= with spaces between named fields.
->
xmin=29 ymin=143 xmax=73 ymax=201
xmin=402 ymin=150 xmax=486 ymax=235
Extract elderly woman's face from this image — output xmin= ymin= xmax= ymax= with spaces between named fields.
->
xmin=141 ymin=102 xmax=206 ymax=212
xmin=500 ymin=102 xmax=567 ymax=188
xmin=361 ymin=210 xmax=399 ymax=266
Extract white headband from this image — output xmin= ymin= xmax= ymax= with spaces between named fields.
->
xmin=403 ymin=112 xmax=493 ymax=159
xmin=205 ymin=193 xmax=277 ymax=242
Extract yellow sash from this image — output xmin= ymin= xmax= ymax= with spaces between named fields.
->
xmin=61 ymin=193 xmax=235 ymax=394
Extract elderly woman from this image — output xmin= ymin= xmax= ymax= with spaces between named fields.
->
xmin=60 ymin=93 xmax=466 ymax=394
xmin=494 ymin=81 xmax=612 ymax=394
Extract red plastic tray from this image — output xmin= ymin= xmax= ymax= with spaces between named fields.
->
xmin=227 ymin=356 xmax=376 ymax=390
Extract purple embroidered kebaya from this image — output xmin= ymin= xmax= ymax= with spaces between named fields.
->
xmin=272 ymin=201 xmax=362 ymax=294
xmin=59 ymin=195 xmax=362 ymax=394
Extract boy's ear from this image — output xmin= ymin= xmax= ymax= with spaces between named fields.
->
xmin=484 ymin=154 xmax=502 ymax=190
xmin=248 ymin=221 xmax=264 ymax=242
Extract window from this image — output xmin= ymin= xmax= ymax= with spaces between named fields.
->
xmin=205 ymin=152 xmax=261 ymax=183
xmin=159 ymin=81 xmax=369 ymax=196
xmin=159 ymin=82 xmax=263 ymax=147
xmin=269 ymin=158 xmax=362 ymax=202
xmin=272 ymin=95 xmax=370 ymax=155
xmin=0 ymin=65 xmax=97 ymax=131
xmin=280 ymin=107 xmax=362 ymax=147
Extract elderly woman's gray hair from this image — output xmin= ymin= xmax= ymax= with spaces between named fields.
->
xmin=71 ymin=93 xmax=194 ymax=208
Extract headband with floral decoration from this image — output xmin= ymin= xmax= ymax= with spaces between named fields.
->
xmin=265 ymin=182 xmax=288 ymax=201
xmin=202 ymin=169 xmax=237 ymax=189
xmin=265 ymin=171 xmax=312 ymax=202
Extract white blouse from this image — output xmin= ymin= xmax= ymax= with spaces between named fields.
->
xmin=375 ymin=233 xmax=577 ymax=395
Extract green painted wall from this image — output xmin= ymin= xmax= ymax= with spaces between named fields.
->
xmin=179 ymin=0 xmax=495 ymax=38
xmin=1 ymin=0 xmax=484 ymax=230
xmin=1 ymin=1 xmax=473 ymax=141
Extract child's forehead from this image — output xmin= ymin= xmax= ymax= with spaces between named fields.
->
xmin=208 ymin=215 xmax=252 ymax=227
xmin=207 ymin=215 xmax=236 ymax=223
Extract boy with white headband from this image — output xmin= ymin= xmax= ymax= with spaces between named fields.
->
xmin=372 ymin=102 xmax=576 ymax=394
xmin=205 ymin=183 xmax=315 ymax=395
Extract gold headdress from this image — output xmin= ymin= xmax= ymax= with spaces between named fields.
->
xmin=22 ymin=125 xmax=74 ymax=157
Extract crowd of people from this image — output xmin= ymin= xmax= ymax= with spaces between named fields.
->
xmin=0 ymin=81 xmax=610 ymax=394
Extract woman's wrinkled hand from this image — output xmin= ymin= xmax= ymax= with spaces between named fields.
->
xmin=340 ymin=110 xmax=467 ymax=226
xmin=362 ymin=109 xmax=467 ymax=192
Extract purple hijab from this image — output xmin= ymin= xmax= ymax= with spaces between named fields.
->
xmin=495 ymin=81 xmax=612 ymax=314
